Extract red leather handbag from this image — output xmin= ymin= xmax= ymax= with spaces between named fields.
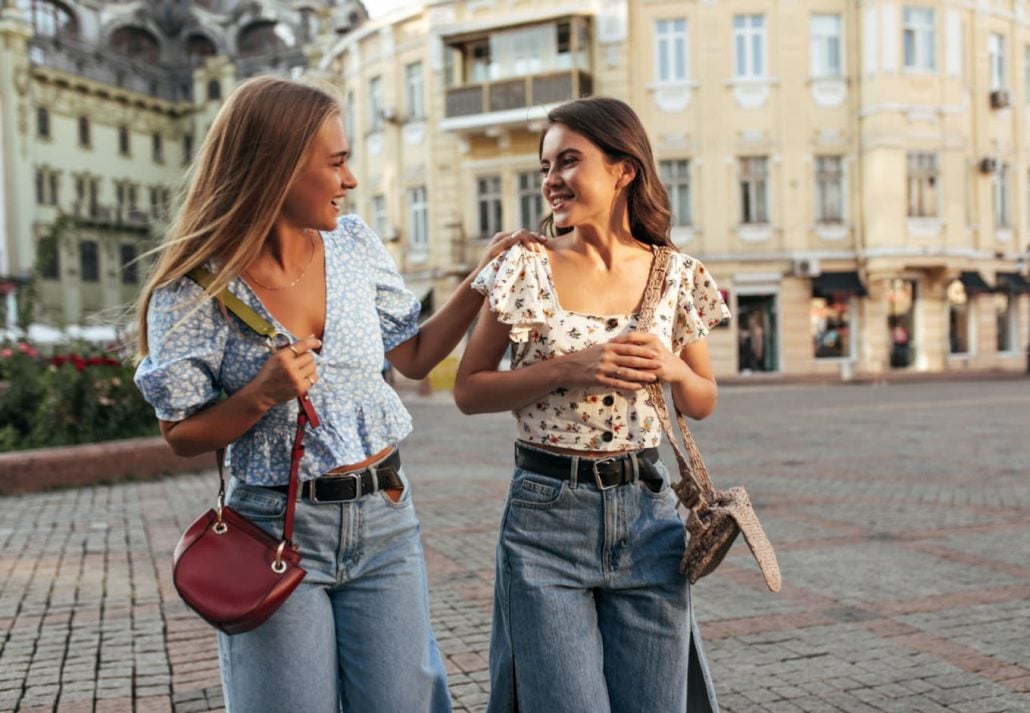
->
xmin=171 ymin=268 xmax=319 ymax=634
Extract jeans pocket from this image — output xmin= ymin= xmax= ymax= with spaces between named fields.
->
xmin=509 ymin=471 xmax=565 ymax=509
xmin=226 ymin=482 xmax=287 ymax=521
xmin=379 ymin=469 xmax=413 ymax=509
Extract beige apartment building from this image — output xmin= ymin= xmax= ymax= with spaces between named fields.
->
xmin=325 ymin=0 xmax=1030 ymax=377
xmin=2 ymin=0 xmax=1028 ymax=377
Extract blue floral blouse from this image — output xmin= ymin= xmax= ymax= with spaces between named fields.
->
xmin=134 ymin=215 xmax=421 ymax=485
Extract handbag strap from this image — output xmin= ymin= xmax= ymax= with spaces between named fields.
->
xmin=635 ymin=247 xmax=715 ymax=508
xmin=187 ymin=267 xmax=320 ymax=546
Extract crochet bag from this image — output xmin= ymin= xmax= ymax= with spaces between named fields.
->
xmin=638 ymin=248 xmax=781 ymax=592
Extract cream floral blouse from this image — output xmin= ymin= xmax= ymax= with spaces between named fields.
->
xmin=472 ymin=244 xmax=731 ymax=451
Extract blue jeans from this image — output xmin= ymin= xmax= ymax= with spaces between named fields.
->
xmin=488 ymin=454 xmax=719 ymax=713
xmin=216 ymin=470 xmax=451 ymax=713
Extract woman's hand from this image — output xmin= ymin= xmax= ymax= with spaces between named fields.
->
xmin=609 ymin=332 xmax=691 ymax=384
xmin=474 ymin=229 xmax=547 ymax=274
xmin=559 ymin=340 xmax=663 ymax=391
xmin=251 ymin=335 xmax=322 ymax=407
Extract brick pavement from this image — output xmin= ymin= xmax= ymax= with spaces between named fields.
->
xmin=1 ymin=380 xmax=1028 ymax=712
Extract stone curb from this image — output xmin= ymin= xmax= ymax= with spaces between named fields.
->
xmin=0 ymin=436 xmax=210 ymax=495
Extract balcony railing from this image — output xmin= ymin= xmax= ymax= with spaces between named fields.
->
xmin=445 ymin=70 xmax=593 ymax=119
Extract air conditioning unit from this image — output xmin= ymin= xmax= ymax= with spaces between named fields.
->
xmin=792 ymin=258 xmax=821 ymax=278
xmin=379 ymin=107 xmax=397 ymax=123
xmin=979 ymin=157 xmax=998 ymax=174
xmin=383 ymin=226 xmax=400 ymax=242
xmin=989 ymin=89 xmax=1010 ymax=109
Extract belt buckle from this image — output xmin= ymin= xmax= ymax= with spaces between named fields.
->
xmin=591 ymin=456 xmax=621 ymax=491
xmin=310 ymin=471 xmax=362 ymax=503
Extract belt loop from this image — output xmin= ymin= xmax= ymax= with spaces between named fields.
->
xmin=569 ymin=455 xmax=579 ymax=489
xmin=630 ymin=451 xmax=640 ymax=483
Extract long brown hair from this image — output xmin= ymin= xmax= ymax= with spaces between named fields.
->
xmin=538 ymin=97 xmax=673 ymax=247
xmin=134 ymin=76 xmax=343 ymax=358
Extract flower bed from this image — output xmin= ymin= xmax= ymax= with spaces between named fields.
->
xmin=0 ymin=342 xmax=158 ymax=452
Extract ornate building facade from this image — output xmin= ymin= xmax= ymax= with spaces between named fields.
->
xmin=2 ymin=0 xmax=1028 ymax=377
xmin=324 ymin=0 xmax=1030 ymax=377
xmin=0 ymin=0 xmax=365 ymax=334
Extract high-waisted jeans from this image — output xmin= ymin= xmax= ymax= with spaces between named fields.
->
xmin=216 ymin=470 xmax=451 ymax=713
xmin=487 ymin=452 xmax=719 ymax=713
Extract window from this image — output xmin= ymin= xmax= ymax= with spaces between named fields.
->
xmin=811 ymin=14 xmax=842 ymax=78
xmin=655 ymin=19 xmax=688 ymax=84
xmin=660 ymin=160 xmax=692 ymax=227
xmin=995 ymin=291 xmax=1015 ymax=352
xmin=992 ymin=163 xmax=1010 ymax=229
xmin=36 ymin=106 xmax=49 ymax=138
xmin=947 ymin=279 xmax=971 ymax=354
xmin=988 ymin=33 xmax=1005 ymax=90
xmin=407 ymin=186 xmax=428 ymax=257
xmin=35 ymin=169 xmax=58 ymax=205
xmin=903 ymin=6 xmax=936 ymax=71
xmin=405 ymin=62 xmax=424 ymax=120
xmin=38 ymin=235 xmax=59 ymax=280
xmin=906 ymin=152 xmax=938 ymax=218
xmin=79 ymin=241 xmax=99 ymax=283
xmin=811 ymin=295 xmax=851 ymax=359
xmin=344 ymin=91 xmax=355 ymax=145
xmin=152 ymin=133 xmax=163 ymax=162
xmin=368 ymin=76 xmax=383 ymax=132
xmin=120 ymin=244 xmax=138 ymax=285
xmin=733 ymin=14 xmax=766 ymax=78
xmin=183 ymin=134 xmax=194 ymax=164
xmin=118 ymin=125 xmax=130 ymax=156
xmin=477 ymin=176 xmax=503 ymax=239
xmin=87 ymin=178 xmax=99 ymax=217
xmin=127 ymin=184 xmax=138 ymax=212
xmin=372 ymin=195 xmax=389 ymax=238
xmin=78 ymin=116 xmax=90 ymax=147
xmin=517 ymin=172 xmax=543 ymax=231
xmin=17 ymin=0 xmax=77 ymax=39
xmin=815 ymin=156 xmax=844 ymax=223
xmin=739 ymin=157 xmax=769 ymax=224
xmin=207 ymin=79 xmax=221 ymax=101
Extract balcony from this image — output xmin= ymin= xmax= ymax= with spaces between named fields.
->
xmin=442 ymin=69 xmax=592 ymax=131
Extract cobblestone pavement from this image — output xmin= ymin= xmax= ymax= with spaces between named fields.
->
xmin=1 ymin=380 xmax=1028 ymax=713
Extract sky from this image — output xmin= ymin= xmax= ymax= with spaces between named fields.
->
xmin=367 ymin=1 xmax=415 ymax=20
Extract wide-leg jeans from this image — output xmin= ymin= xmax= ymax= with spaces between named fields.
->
xmin=216 ymin=470 xmax=451 ymax=713
xmin=487 ymin=455 xmax=719 ymax=713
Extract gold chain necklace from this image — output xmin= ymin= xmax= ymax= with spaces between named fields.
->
xmin=245 ymin=230 xmax=316 ymax=291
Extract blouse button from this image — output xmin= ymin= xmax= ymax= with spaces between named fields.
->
xmin=601 ymin=431 xmax=614 ymax=442
xmin=602 ymin=395 xmax=615 ymax=406
xmin=606 ymin=318 xmax=619 ymax=329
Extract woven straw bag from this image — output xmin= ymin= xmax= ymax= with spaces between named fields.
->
xmin=638 ymin=248 xmax=781 ymax=593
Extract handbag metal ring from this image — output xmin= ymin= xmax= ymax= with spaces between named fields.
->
xmin=271 ymin=540 xmax=288 ymax=574
xmin=213 ymin=522 xmax=228 ymax=535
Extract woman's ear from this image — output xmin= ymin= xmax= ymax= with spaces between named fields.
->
xmin=617 ymin=161 xmax=637 ymax=189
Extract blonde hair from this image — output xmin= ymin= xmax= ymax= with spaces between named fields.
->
xmin=135 ymin=75 xmax=343 ymax=358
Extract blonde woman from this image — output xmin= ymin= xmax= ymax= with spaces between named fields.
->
xmin=134 ymin=76 xmax=536 ymax=712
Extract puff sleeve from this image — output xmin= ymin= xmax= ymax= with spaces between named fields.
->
xmin=347 ymin=216 xmax=421 ymax=352
xmin=471 ymin=245 xmax=553 ymax=343
xmin=134 ymin=278 xmax=229 ymax=422
xmin=671 ymin=256 xmax=731 ymax=353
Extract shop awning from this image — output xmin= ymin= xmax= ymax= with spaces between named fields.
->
xmin=959 ymin=271 xmax=992 ymax=294
xmin=813 ymin=271 xmax=867 ymax=297
xmin=996 ymin=272 xmax=1030 ymax=293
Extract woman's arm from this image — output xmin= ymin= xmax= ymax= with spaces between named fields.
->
xmin=453 ymin=307 xmax=663 ymax=415
xmin=610 ymin=333 xmax=717 ymax=420
xmin=159 ymin=335 xmax=321 ymax=457
xmin=387 ymin=231 xmax=544 ymax=381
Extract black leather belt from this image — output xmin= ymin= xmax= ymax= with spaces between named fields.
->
xmin=266 ymin=450 xmax=403 ymax=502
xmin=514 ymin=443 xmax=662 ymax=490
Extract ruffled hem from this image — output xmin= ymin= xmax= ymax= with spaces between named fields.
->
xmin=225 ymin=392 xmax=414 ymax=485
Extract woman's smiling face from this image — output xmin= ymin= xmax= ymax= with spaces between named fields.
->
xmin=539 ymin=123 xmax=628 ymax=231
xmin=281 ymin=114 xmax=358 ymax=232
